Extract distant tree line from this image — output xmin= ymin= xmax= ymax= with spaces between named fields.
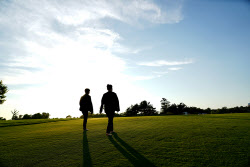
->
xmin=22 ymin=112 xmax=50 ymax=119
xmin=11 ymin=109 xmax=50 ymax=120
xmin=159 ymin=98 xmax=250 ymax=115
xmin=124 ymin=98 xmax=250 ymax=116
xmin=210 ymin=106 xmax=250 ymax=114
xmin=2 ymin=98 xmax=249 ymax=121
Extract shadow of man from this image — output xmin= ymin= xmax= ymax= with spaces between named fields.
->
xmin=108 ymin=133 xmax=156 ymax=167
xmin=83 ymin=131 xmax=92 ymax=167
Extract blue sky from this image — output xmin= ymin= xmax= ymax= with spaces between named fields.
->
xmin=0 ymin=0 xmax=249 ymax=119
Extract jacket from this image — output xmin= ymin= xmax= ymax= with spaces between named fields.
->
xmin=79 ymin=94 xmax=93 ymax=113
xmin=100 ymin=91 xmax=120 ymax=113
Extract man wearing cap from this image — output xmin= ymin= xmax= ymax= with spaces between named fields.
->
xmin=100 ymin=84 xmax=120 ymax=136
xmin=79 ymin=88 xmax=93 ymax=131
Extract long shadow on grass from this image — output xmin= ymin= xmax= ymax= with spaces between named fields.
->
xmin=83 ymin=131 xmax=92 ymax=167
xmin=109 ymin=133 xmax=156 ymax=167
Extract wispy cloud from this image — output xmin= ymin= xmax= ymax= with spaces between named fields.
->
xmin=0 ymin=0 xmax=184 ymax=118
xmin=130 ymin=71 xmax=169 ymax=81
xmin=112 ymin=43 xmax=153 ymax=54
xmin=0 ymin=0 xmax=184 ymax=74
xmin=138 ymin=60 xmax=193 ymax=66
xmin=168 ymin=67 xmax=182 ymax=71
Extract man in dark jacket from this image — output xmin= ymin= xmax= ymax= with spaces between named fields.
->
xmin=100 ymin=84 xmax=120 ymax=136
xmin=79 ymin=88 xmax=93 ymax=131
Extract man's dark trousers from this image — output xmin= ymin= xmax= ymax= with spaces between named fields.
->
xmin=82 ymin=111 xmax=88 ymax=130
xmin=106 ymin=111 xmax=115 ymax=133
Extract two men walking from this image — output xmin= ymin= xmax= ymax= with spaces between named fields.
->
xmin=79 ymin=84 xmax=120 ymax=135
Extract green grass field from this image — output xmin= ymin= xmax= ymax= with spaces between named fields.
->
xmin=0 ymin=114 xmax=249 ymax=167
xmin=0 ymin=118 xmax=77 ymax=127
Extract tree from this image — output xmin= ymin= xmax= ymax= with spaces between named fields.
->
xmin=0 ymin=80 xmax=8 ymax=104
xmin=23 ymin=114 xmax=32 ymax=119
xmin=138 ymin=100 xmax=157 ymax=116
xmin=177 ymin=103 xmax=187 ymax=115
xmin=32 ymin=113 xmax=42 ymax=119
xmin=125 ymin=100 xmax=157 ymax=116
xmin=66 ymin=115 xmax=72 ymax=118
xmin=205 ymin=108 xmax=211 ymax=114
xmin=41 ymin=112 xmax=50 ymax=119
xmin=160 ymin=98 xmax=170 ymax=114
xmin=167 ymin=103 xmax=177 ymax=114
xmin=220 ymin=107 xmax=228 ymax=114
xmin=187 ymin=107 xmax=203 ymax=114
xmin=11 ymin=109 xmax=19 ymax=120
xmin=125 ymin=104 xmax=139 ymax=116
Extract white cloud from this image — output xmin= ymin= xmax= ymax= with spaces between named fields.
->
xmin=0 ymin=0 xmax=183 ymax=119
xmin=168 ymin=67 xmax=182 ymax=71
xmin=112 ymin=43 xmax=153 ymax=54
xmin=0 ymin=0 xmax=183 ymax=28
xmin=138 ymin=60 xmax=193 ymax=66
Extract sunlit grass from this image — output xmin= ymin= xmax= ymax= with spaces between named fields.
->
xmin=0 ymin=118 xmax=77 ymax=127
xmin=0 ymin=113 xmax=249 ymax=166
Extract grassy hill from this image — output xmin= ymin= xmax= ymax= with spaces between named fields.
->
xmin=0 ymin=118 xmax=77 ymax=127
xmin=0 ymin=114 xmax=249 ymax=167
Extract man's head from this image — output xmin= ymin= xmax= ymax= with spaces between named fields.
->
xmin=85 ymin=88 xmax=90 ymax=94
xmin=107 ymin=84 xmax=112 ymax=91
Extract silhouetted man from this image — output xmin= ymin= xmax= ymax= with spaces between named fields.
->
xmin=100 ymin=84 xmax=120 ymax=136
xmin=79 ymin=88 xmax=93 ymax=131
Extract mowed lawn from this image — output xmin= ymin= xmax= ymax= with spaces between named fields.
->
xmin=0 ymin=114 xmax=249 ymax=167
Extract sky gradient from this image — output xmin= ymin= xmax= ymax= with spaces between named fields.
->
xmin=0 ymin=0 xmax=249 ymax=119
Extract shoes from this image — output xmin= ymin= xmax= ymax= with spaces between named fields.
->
xmin=110 ymin=131 xmax=116 ymax=134
xmin=84 ymin=129 xmax=89 ymax=131
xmin=106 ymin=133 xmax=112 ymax=136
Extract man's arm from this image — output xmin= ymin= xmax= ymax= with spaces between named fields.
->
xmin=115 ymin=94 xmax=120 ymax=112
